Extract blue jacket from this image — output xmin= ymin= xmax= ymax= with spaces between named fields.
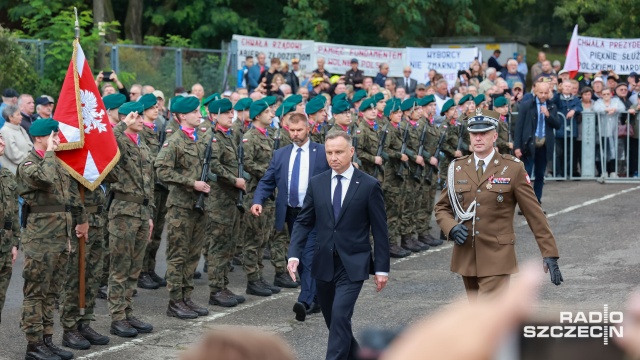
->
xmin=248 ymin=64 xmax=269 ymax=92
xmin=374 ymin=73 xmax=387 ymax=87
xmin=553 ymin=93 xmax=583 ymax=138
xmin=253 ymin=141 xmax=330 ymax=231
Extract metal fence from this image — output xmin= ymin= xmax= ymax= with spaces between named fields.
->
xmin=15 ymin=39 xmax=235 ymax=99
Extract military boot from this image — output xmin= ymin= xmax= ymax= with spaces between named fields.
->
xmin=222 ymin=288 xmax=245 ymax=304
xmin=148 ymin=271 xmax=167 ymax=287
xmin=43 ymin=335 xmax=73 ymax=360
xmin=78 ymin=323 xmax=110 ymax=345
xmin=260 ymin=277 xmax=281 ymax=294
xmin=126 ymin=315 xmax=153 ymax=333
xmin=209 ymin=290 xmax=238 ymax=307
xmin=411 ymin=234 xmax=430 ymax=251
xmin=246 ymin=281 xmax=272 ymax=297
xmin=274 ymin=272 xmax=299 ymax=288
xmin=97 ymin=285 xmax=107 ymax=299
xmin=110 ymin=320 xmax=137 ymax=338
xmin=401 ymin=235 xmax=421 ymax=252
xmin=262 ymin=248 xmax=271 ymax=260
xmin=419 ymin=233 xmax=443 ymax=247
xmin=137 ymin=272 xmax=160 ymax=289
xmin=232 ymin=256 xmax=243 ymax=265
xmin=62 ymin=329 xmax=90 ymax=350
xmin=167 ymin=300 xmax=198 ymax=319
xmin=25 ymin=341 xmax=60 ymax=360
xmin=389 ymin=244 xmax=411 ymax=258
xmin=193 ymin=270 xmax=202 ymax=279
xmin=184 ymin=298 xmax=209 ymax=316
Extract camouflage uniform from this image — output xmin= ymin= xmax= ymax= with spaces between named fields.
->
xmin=265 ymin=127 xmax=289 ymax=274
xmin=242 ymin=127 xmax=274 ymax=282
xmin=278 ymin=126 xmax=293 ymax=148
xmin=155 ymin=129 xmax=209 ymax=301
xmin=440 ymin=120 xmax=463 ymax=184
xmin=382 ymin=122 xmax=407 ymax=245
xmin=309 ymin=123 xmax=325 ymax=144
xmin=106 ymin=124 xmax=154 ymax=321
xmin=415 ymin=119 xmax=441 ymax=237
xmin=18 ymin=150 xmax=87 ymax=342
xmin=60 ymin=184 xmax=106 ymax=329
xmin=207 ymin=126 xmax=242 ymax=292
xmin=496 ymin=117 xmax=511 ymax=155
xmin=356 ymin=119 xmax=384 ymax=180
xmin=0 ymin=166 xmax=19 ymax=323
xmin=399 ymin=120 xmax=422 ymax=238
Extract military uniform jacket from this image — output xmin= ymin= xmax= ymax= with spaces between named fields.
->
xmin=418 ymin=118 xmax=439 ymax=159
xmin=107 ymin=123 xmax=154 ymax=220
xmin=441 ymin=120 xmax=463 ymax=160
xmin=277 ymin=127 xmax=293 ymax=148
xmin=17 ymin=150 xmax=87 ymax=240
xmin=0 ymin=167 xmax=20 ymax=251
xmin=402 ymin=120 xmax=421 ymax=174
xmin=356 ymin=120 xmax=382 ymax=176
xmin=496 ymin=119 xmax=511 ymax=155
xmin=243 ymin=127 xmax=274 ymax=194
xmin=232 ymin=120 xmax=250 ymax=146
xmin=210 ymin=127 xmax=239 ymax=194
xmin=73 ymin=179 xmax=106 ymax=228
xmin=156 ymin=128 xmax=211 ymax=210
xmin=165 ymin=118 xmax=181 ymax=138
xmin=383 ymin=122 xmax=408 ymax=178
xmin=434 ymin=152 xmax=559 ymax=277
xmin=309 ymin=124 xmax=325 ymax=144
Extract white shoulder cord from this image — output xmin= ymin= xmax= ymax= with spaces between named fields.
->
xmin=447 ymin=160 xmax=477 ymax=244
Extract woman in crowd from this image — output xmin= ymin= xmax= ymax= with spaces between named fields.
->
xmin=0 ymin=104 xmax=33 ymax=174
xmin=593 ymin=87 xmax=626 ymax=178
xmin=469 ymin=60 xmax=484 ymax=84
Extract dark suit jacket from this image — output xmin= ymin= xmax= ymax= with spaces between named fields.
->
xmin=488 ymin=56 xmax=504 ymax=73
xmin=396 ymin=78 xmax=417 ymax=97
xmin=288 ymin=168 xmax=390 ymax=282
xmin=514 ymin=98 xmax=561 ymax=157
xmin=248 ymin=64 xmax=268 ymax=92
xmin=253 ymin=141 xmax=330 ymax=231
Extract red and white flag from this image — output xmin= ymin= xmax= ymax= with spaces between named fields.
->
xmin=54 ymin=39 xmax=120 ymax=191
xmin=563 ymin=25 xmax=580 ymax=79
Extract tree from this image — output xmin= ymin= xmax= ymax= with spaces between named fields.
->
xmin=554 ymin=0 xmax=640 ymax=39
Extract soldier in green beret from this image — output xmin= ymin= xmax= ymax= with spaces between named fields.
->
xmin=232 ymin=98 xmax=252 ymax=146
xmin=493 ymin=96 xmax=513 ymax=155
xmin=306 ymin=96 xmax=328 ymax=144
xmin=439 ymin=99 xmax=463 ymax=185
xmin=372 ymin=93 xmax=387 ymax=126
xmin=155 ymin=96 xmax=211 ymax=320
xmin=455 ymin=94 xmax=474 ymax=156
xmin=350 ymin=89 xmax=368 ymax=126
xmin=275 ymin=101 xmax=295 ymax=148
xmin=284 ymin=94 xmax=305 ymax=115
xmin=0 ymin=135 xmax=19 ymax=322
xmin=19 ymin=118 xmax=90 ymax=360
xmin=206 ymin=99 xmax=249 ymax=307
xmin=104 ymin=93 xmax=126 ymax=128
xmin=356 ymin=97 xmax=384 ymax=180
xmin=241 ymin=100 xmax=282 ymax=297
xmin=474 ymin=94 xmax=487 ymax=110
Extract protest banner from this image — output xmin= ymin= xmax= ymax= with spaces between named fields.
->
xmin=232 ymin=34 xmax=315 ymax=71
xmin=406 ymin=47 xmax=479 ymax=87
xmin=314 ymin=42 xmax=406 ymax=77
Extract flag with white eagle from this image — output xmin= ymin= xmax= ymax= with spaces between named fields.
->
xmin=53 ymin=39 xmax=120 ymax=191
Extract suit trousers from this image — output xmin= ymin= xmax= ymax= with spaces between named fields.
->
xmin=286 ymin=206 xmax=317 ymax=305
xmin=523 ymin=145 xmax=547 ymax=203
xmin=316 ymin=255 xmax=364 ymax=360
xmin=462 ymin=275 xmax=510 ymax=301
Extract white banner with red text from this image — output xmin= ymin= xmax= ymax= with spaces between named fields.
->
xmin=406 ymin=47 xmax=480 ymax=87
xmin=563 ymin=26 xmax=640 ymax=75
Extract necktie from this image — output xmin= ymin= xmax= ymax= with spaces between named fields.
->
xmin=536 ymin=105 xmax=545 ymax=138
xmin=289 ymin=148 xmax=302 ymax=207
xmin=405 ymin=79 xmax=409 ymax=88
xmin=333 ymin=175 xmax=343 ymax=220
xmin=477 ymin=160 xmax=484 ymax=181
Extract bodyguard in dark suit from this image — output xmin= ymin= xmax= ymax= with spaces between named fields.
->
xmin=288 ymin=131 xmax=390 ymax=360
xmin=514 ymin=81 xmax=562 ymax=204
xmin=252 ymin=113 xmax=330 ymax=321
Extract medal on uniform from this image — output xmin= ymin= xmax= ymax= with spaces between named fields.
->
xmin=455 ymin=165 xmax=461 ymax=172
xmin=467 ymin=158 xmax=472 ymax=164
xmin=486 ymin=183 xmax=493 ymax=190
xmin=494 ymin=159 xmax=499 ymax=165
xmin=457 ymin=193 xmax=464 ymax=202
xmin=497 ymin=194 xmax=504 ymax=203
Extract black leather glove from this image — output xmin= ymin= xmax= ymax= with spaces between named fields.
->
xmin=449 ymin=224 xmax=468 ymax=246
xmin=543 ymin=257 xmax=563 ymax=286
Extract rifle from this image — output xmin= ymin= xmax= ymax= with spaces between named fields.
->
xmin=155 ymin=119 xmax=168 ymax=190
xmin=273 ymin=127 xmax=281 ymax=154
xmin=413 ymin=121 xmax=429 ymax=181
xmin=350 ymin=123 xmax=362 ymax=167
xmin=425 ymin=129 xmax=447 ymax=185
xmin=456 ymin=123 xmax=465 ymax=153
xmin=396 ymin=121 xmax=410 ymax=180
xmin=372 ymin=124 xmax=389 ymax=178
xmin=194 ymin=130 xmax=214 ymax=215
xmin=236 ymin=139 xmax=246 ymax=213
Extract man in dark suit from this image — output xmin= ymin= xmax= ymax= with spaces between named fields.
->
xmin=488 ymin=49 xmax=504 ymax=73
xmin=514 ymin=81 xmax=562 ymax=204
xmin=251 ymin=113 xmax=330 ymax=321
xmin=288 ymin=131 xmax=390 ymax=360
xmin=396 ymin=66 xmax=418 ymax=97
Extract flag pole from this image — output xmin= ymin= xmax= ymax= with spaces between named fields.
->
xmin=74 ymin=6 xmax=87 ymax=317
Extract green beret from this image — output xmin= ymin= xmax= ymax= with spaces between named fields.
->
xmin=118 ymin=101 xmax=144 ymax=115
xmin=284 ymin=94 xmax=302 ymax=106
xmin=474 ymin=94 xmax=486 ymax=106
xmin=400 ymin=97 xmax=419 ymax=112
xmin=440 ymin=99 xmax=455 ymax=116
xmin=250 ymin=100 xmax=270 ymax=120
xmin=209 ymin=98 xmax=233 ymax=114
xmin=276 ymin=101 xmax=296 ymax=118
xmin=332 ymin=100 xmax=351 ymax=114
xmin=372 ymin=92 xmax=384 ymax=104
xmin=333 ymin=93 xmax=347 ymax=104
xmin=234 ymin=97 xmax=252 ymax=111
xmin=458 ymin=94 xmax=474 ymax=106
xmin=493 ymin=96 xmax=508 ymax=108
xmin=359 ymin=97 xmax=376 ymax=112
xmin=263 ymin=96 xmax=277 ymax=106
xmin=138 ymin=93 xmax=157 ymax=111
xmin=384 ymin=99 xmax=402 ymax=117
xmin=102 ymin=93 xmax=126 ymax=111
xmin=29 ymin=118 xmax=59 ymax=137
xmin=305 ymin=96 xmax=325 ymax=115
xmin=418 ymin=95 xmax=435 ymax=106
xmin=203 ymin=93 xmax=221 ymax=106
xmin=171 ymin=96 xmax=200 ymax=114
xmin=352 ymin=90 xmax=367 ymax=103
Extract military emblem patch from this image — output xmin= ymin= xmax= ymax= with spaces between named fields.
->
xmin=23 ymin=161 xmax=33 ymax=166
xmin=162 ymin=143 xmax=169 ymax=148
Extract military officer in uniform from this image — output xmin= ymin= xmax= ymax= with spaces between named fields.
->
xmin=435 ymin=109 xmax=563 ymax=300
xmin=0 ymin=134 xmax=19 ymax=323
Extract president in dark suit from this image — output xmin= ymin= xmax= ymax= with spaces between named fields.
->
xmin=514 ymin=81 xmax=561 ymax=204
xmin=251 ymin=113 xmax=330 ymax=321
xmin=288 ymin=131 xmax=390 ymax=360
xmin=396 ymin=66 xmax=418 ymax=97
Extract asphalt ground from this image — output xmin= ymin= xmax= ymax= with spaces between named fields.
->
xmin=0 ymin=181 xmax=639 ymax=359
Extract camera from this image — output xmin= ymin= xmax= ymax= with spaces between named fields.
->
xmin=102 ymin=71 xmax=114 ymax=81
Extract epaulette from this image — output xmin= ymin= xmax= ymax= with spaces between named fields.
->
xmin=501 ymin=154 xmax=521 ymax=163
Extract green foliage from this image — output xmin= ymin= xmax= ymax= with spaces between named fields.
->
xmin=554 ymin=0 xmax=640 ymax=39
xmin=0 ymin=26 xmax=40 ymax=94
xmin=281 ymin=0 xmax=330 ymax=42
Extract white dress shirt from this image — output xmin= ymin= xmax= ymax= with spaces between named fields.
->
xmin=287 ymin=139 xmax=311 ymax=207
xmin=474 ymin=148 xmax=495 ymax=173
xmin=331 ymin=164 xmax=354 ymax=206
